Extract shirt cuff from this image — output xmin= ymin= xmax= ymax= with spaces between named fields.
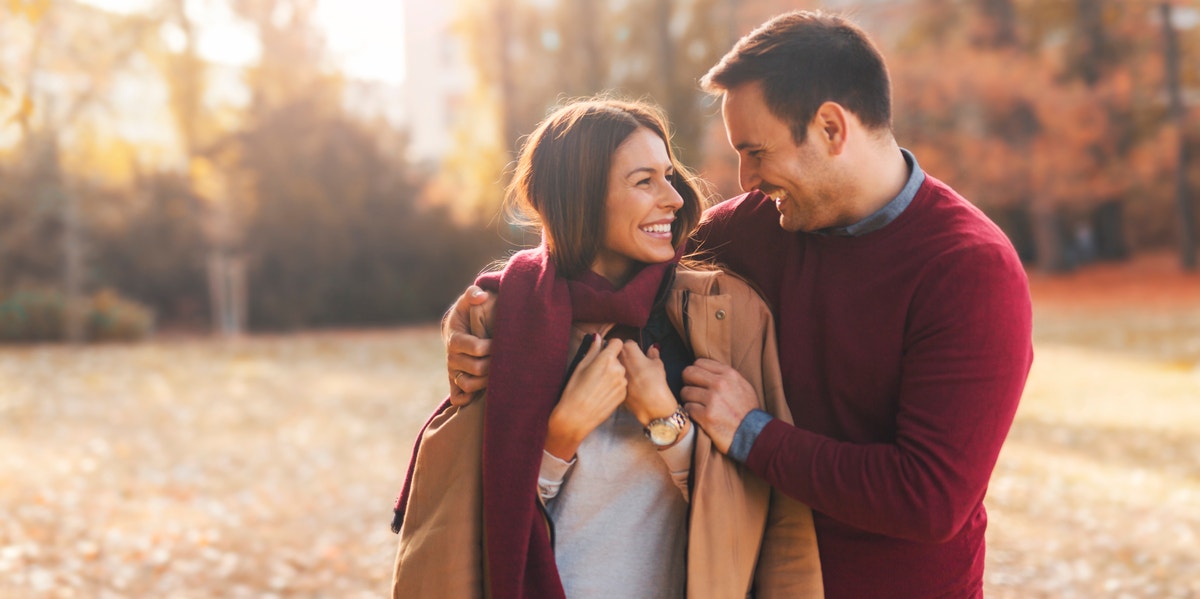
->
xmin=728 ymin=409 xmax=773 ymax=463
xmin=657 ymin=424 xmax=696 ymax=500
xmin=657 ymin=422 xmax=696 ymax=474
xmin=537 ymin=450 xmax=577 ymax=500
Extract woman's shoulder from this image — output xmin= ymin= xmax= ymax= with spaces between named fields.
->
xmin=671 ymin=265 xmax=770 ymax=310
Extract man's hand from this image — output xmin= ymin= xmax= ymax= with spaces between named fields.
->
xmin=681 ymin=358 xmax=758 ymax=454
xmin=444 ymin=285 xmax=495 ymax=405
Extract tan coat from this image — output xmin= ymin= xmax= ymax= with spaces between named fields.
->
xmin=392 ymin=268 xmax=823 ymax=598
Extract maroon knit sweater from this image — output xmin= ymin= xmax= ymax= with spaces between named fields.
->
xmin=691 ymin=175 xmax=1033 ymax=599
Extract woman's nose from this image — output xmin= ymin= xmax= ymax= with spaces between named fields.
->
xmin=662 ymin=183 xmax=684 ymax=210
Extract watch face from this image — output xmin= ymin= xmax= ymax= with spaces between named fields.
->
xmin=648 ymin=421 xmax=680 ymax=446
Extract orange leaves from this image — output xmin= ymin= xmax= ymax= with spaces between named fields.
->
xmin=892 ymin=42 xmax=1140 ymax=212
xmin=0 ymin=80 xmax=34 ymax=130
xmin=5 ymin=0 xmax=50 ymax=23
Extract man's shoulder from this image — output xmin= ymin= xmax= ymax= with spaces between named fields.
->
xmin=913 ymin=175 xmax=1016 ymax=250
xmin=694 ymin=191 xmax=783 ymax=255
xmin=701 ymin=191 xmax=778 ymax=228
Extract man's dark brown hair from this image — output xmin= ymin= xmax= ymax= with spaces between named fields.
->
xmin=701 ymin=11 xmax=893 ymax=143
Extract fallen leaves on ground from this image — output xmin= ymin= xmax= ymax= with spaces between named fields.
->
xmin=0 ymin=329 xmax=447 ymax=599
xmin=2 ymin=253 xmax=1199 ymax=597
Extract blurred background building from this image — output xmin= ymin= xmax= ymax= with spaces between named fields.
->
xmin=399 ymin=0 xmax=472 ymax=165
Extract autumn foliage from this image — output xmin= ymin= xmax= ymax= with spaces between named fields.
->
xmin=1 ymin=0 xmax=1199 ymax=335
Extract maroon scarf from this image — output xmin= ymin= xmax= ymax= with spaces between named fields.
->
xmin=475 ymin=243 xmax=677 ymax=598
xmin=392 ymin=240 xmax=678 ymax=598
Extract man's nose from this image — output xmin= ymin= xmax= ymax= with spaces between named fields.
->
xmin=738 ymin=160 xmax=760 ymax=193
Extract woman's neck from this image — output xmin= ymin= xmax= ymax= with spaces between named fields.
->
xmin=589 ymin=254 xmax=640 ymax=288
xmin=589 ymin=263 xmax=645 ymax=288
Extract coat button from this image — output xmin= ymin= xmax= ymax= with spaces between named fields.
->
xmin=715 ymin=309 xmax=726 ymax=320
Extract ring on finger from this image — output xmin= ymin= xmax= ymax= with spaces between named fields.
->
xmin=453 ymin=370 xmax=466 ymax=389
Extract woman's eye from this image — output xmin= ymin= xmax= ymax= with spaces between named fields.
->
xmin=638 ymin=178 xmax=652 ymax=186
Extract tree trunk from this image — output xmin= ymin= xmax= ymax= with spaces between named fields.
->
xmin=207 ymin=251 xmax=247 ymax=336
xmin=655 ymin=0 xmax=675 ymax=106
xmin=975 ymin=0 xmax=1017 ymax=48
xmin=1074 ymin=0 xmax=1109 ymax=86
xmin=36 ymin=135 xmax=86 ymax=343
xmin=1161 ymin=2 xmax=1198 ymax=270
xmin=496 ymin=0 xmax=520 ymax=159
xmin=1091 ymin=199 xmax=1128 ymax=261
xmin=62 ymin=180 xmax=85 ymax=343
xmin=1033 ymin=208 xmax=1073 ymax=273
xmin=579 ymin=0 xmax=604 ymax=92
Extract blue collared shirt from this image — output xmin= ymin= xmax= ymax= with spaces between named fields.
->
xmin=726 ymin=148 xmax=925 ymax=464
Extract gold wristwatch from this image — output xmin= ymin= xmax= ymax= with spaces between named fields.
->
xmin=644 ymin=406 xmax=690 ymax=448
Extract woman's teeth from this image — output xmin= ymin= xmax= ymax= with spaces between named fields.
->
xmin=641 ymin=223 xmax=672 ymax=234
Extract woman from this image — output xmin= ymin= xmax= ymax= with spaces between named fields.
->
xmin=390 ymin=99 xmax=822 ymax=599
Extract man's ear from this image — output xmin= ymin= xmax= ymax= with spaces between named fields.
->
xmin=813 ymin=101 xmax=849 ymax=155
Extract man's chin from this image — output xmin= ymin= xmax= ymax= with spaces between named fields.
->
xmin=777 ymin=214 xmax=805 ymax=233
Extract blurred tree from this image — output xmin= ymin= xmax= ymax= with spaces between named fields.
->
xmin=446 ymin=0 xmax=728 ymax=228
xmin=150 ymin=0 xmax=254 ymax=334
xmin=87 ymin=171 xmax=210 ymax=328
xmin=972 ymin=0 xmax=1018 ymax=48
xmin=0 ymin=0 xmax=504 ymax=334
xmin=156 ymin=0 xmax=208 ymax=158
xmin=2 ymin=1 xmax=158 ymax=338
xmin=1160 ymin=1 xmax=1197 ymax=270
xmin=225 ymin=0 xmax=503 ymax=328
xmin=892 ymin=0 xmax=1168 ymax=271
xmin=235 ymin=97 xmax=500 ymax=328
xmin=617 ymin=0 xmax=728 ymax=165
xmin=0 ymin=157 xmax=61 ymax=290
xmin=0 ymin=0 xmax=48 ymax=115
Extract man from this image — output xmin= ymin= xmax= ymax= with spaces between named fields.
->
xmin=444 ymin=11 xmax=1032 ymax=599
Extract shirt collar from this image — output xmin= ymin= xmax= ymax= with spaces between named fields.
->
xmin=815 ymin=148 xmax=924 ymax=237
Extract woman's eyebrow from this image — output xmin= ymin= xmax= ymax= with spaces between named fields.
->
xmin=623 ymin=166 xmax=657 ymax=178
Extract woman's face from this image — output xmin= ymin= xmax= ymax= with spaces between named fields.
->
xmin=590 ymin=127 xmax=684 ymax=286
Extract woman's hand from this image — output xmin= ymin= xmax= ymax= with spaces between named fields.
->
xmin=544 ymin=336 xmax=628 ymax=460
xmin=619 ymin=341 xmax=680 ymax=427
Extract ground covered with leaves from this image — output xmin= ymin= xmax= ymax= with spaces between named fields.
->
xmin=1 ymin=253 xmax=1198 ymax=598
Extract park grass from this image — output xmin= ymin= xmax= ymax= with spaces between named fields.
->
xmin=1 ymin=252 xmax=1198 ymax=598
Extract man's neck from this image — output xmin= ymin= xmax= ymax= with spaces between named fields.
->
xmin=853 ymin=138 xmax=909 ymax=218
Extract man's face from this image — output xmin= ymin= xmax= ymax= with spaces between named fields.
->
xmin=722 ymin=82 xmax=843 ymax=233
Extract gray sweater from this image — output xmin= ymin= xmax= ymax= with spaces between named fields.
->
xmin=537 ymin=405 xmax=695 ymax=598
